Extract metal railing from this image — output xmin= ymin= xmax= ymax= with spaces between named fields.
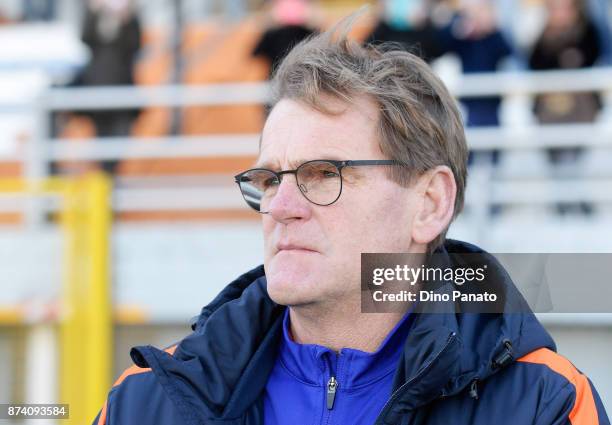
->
xmin=0 ymin=67 xmax=611 ymax=220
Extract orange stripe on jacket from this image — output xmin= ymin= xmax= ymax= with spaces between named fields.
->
xmin=518 ymin=348 xmax=598 ymax=425
xmin=96 ymin=345 xmax=178 ymax=425
xmin=96 ymin=400 xmax=108 ymax=425
xmin=113 ymin=345 xmax=177 ymax=387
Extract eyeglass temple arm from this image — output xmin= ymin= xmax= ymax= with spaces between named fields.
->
xmin=342 ymin=160 xmax=401 ymax=167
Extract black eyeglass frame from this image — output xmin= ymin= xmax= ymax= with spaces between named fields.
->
xmin=234 ymin=159 xmax=402 ymax=213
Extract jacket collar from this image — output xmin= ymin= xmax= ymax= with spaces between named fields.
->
xmin=130 ymin=240 xmax=556 ymax=424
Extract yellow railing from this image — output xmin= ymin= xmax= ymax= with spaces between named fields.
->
xmin=0 ymin=173 xmax=112 ymax=425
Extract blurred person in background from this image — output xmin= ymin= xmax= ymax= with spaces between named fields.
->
xmin=365 ymin=0 xmax=445 ymax=63
xmin=76 ymin=0 xmax=142 ymax=175
xmin=529 ymin=0 xmax=602 ymax=214
xmin=0 ymin=5 xmax=12 ymax=24
xmin=205 ymin=0 xmax=249 ymax=21
xmin=439 ymin=0 xmax=513 ymax=165
xmin=252 ymin=0 xmax=318 ymax=80
xmin=22 ymin=0 xmax=56 ymax=21
xmin=587 ymin=0 xmax=612 ymax=64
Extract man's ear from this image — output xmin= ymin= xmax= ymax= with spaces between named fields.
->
xmin=411 ymin=166 xmax=457 ymax=245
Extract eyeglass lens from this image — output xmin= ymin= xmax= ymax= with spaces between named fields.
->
xmin=237 ymin=160 xmax=342 ymax=213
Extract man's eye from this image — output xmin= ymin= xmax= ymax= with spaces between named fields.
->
xmin=322 ymin=170 xmax=339 ymax=178
xmin=263 ymin=177 xmax=279 ymax=188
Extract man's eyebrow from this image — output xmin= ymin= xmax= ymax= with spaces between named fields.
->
xmin=254 ymin=155 xmax=346 ymax=170
xmin=253 ymin=159 xmax=277 ymax=169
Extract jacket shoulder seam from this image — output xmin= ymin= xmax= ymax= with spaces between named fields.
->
xmin=517 ymin=348 xmax=600 ymax=424
xmin=517 ymin=348 xmax=580 ymax=387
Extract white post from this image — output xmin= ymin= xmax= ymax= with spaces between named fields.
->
xmin=24 ymin=93 xmax=51 ymax=228
xmin=23 ymin=322 xmax=57 ymax=425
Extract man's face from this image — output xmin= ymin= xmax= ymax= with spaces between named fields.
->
xmin=259 ymin=96 xmax=422 ymax=308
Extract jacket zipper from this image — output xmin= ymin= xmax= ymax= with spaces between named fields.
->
xmin=373 ymin=332 xmax=457 ymax=425
xmin=323 ymin=351 xmax=340 ymax=425
xmin=326 ymin=376 xmax=338 ymax=409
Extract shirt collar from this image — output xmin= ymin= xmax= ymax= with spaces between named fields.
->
xmin=276 ymin=306 xmax=414 ymax=389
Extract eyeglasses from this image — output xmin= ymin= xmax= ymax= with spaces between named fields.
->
xmin=234 ymin=159 xmax=401 ymax=213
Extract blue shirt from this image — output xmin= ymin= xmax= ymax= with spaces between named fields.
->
xmin=263 ymin=308 xmax=414 ymax=425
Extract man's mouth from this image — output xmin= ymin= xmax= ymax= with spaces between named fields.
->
xmin=276 ymin=243 xmax=318 ymax=253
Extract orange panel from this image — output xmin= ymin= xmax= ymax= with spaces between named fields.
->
xmin=0 ymin=213 xmax=22 ymax=224
xmin=117 ymin=155 xmax=255 ymax=176
xmin=117 ymin=209 xmax=259 ymax=222
xmin=0 ymin=162 xmax=21 ymax=177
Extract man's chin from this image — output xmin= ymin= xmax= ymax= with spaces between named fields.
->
xmin=266 ymin=253 xmax=318 ymax=279
xmin=264 ymin=254 xmax=328 ymax=303
xmin=265 ymin=271 xmax=322 ymax=306
xmin=267 ymin=291 xmax=318 ymax=307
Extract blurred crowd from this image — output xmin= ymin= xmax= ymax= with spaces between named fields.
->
xmin=252 ymin=0 xmax=611 ymax=218
xmin=79 ymin=0 xmax=610 ymax=157
xmin=1 ymin=0 xmax=610 ymax=212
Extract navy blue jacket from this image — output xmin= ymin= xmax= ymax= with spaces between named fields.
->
xmin=93 ymin=240 xmax=609 ymax=424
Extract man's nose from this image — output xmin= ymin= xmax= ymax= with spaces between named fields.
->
xmin=266 ymin=174 xmax=311 ymax=223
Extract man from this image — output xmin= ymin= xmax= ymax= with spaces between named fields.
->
xmin=93 ymin=14 xmax=610 ymax=425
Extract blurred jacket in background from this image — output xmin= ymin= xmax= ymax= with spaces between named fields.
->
xmin=366 ymin=0 xmax=445 ymax=63
xmin=77 ymin=0 xmax=142 ymax=174
xmin=252 ymin=0 xmax=317 ymax=79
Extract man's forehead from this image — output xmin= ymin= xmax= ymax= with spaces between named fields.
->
xmin=256 ymin=118 xmax=352 ymax=168
xmin=256 ymin=97 xmax=380 ymax=168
